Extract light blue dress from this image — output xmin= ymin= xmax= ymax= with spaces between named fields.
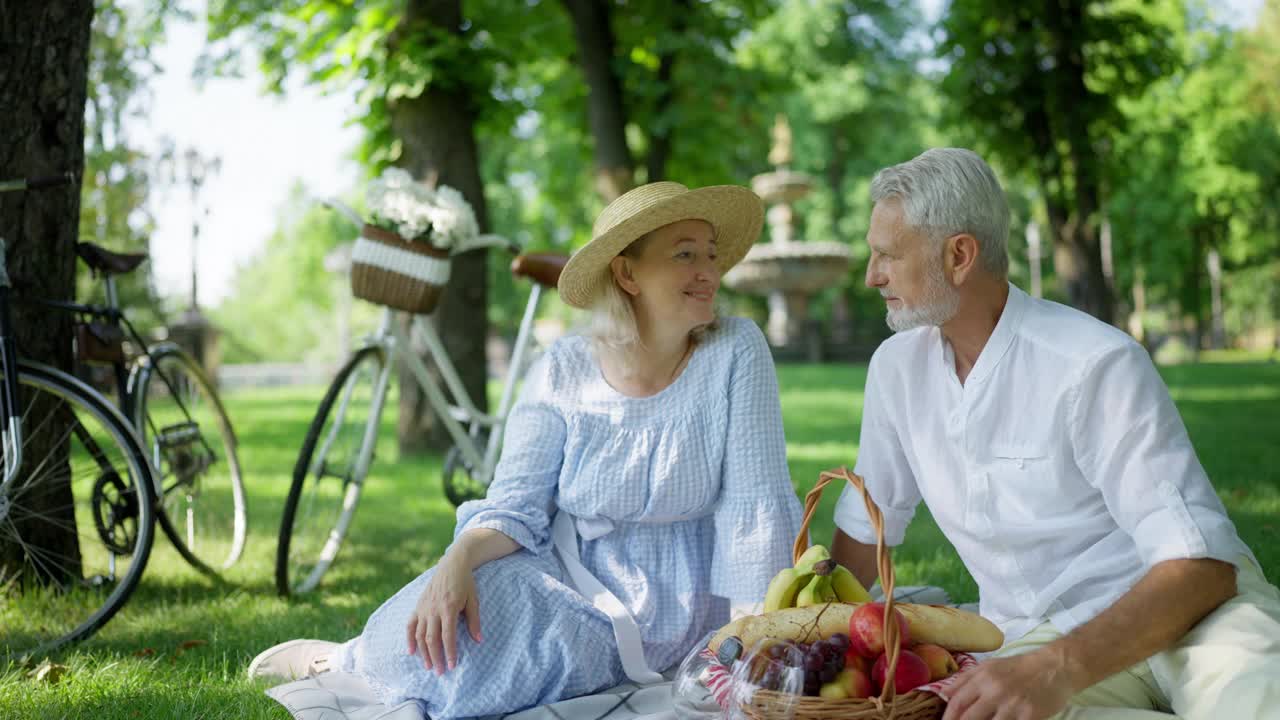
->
xmin=333 ymin=317 xmax=803 ymax=718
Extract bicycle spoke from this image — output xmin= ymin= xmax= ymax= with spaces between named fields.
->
xmin=2 ymin=367 xmax=154 ymax=659
xmin=137 ymin=350 xmax=244 ymax=574
xmin=0 ymin=522 xmax=76 ymax=591
xmin=278 ymin=348 xmax=383 ymax=595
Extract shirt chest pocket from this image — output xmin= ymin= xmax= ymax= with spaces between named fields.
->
xmin=983 ymin=442 xmax=1058 ymax=523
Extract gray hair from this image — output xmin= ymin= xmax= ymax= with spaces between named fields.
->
xmin=870 ymin=148 xmax=1010 ymax=277
xmin=584 ymin=231 xmax=716 ymax=378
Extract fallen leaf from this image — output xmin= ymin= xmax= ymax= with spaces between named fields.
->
xmin=28 ymin=661 xmax=69 ymax=684
xmin=177 ymin=639 xmax=207 ymax=651
xmin=132 ymin=648 xmax=156 ymax=658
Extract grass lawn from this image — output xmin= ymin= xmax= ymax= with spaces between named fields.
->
xmin=3 ymin=359 xmax=1278 ymax=719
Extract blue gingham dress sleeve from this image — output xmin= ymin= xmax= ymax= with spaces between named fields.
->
xmin=711 ymin=321 xmax=803 ymax=609
xmin=452 ymin=350 xmax=564 ymax=556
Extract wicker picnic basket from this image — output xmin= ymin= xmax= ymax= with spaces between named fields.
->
xmin=350 ymin=223 xmax=451 ymax=314
xmin=736 ymin=467 xmax=945 ymax=720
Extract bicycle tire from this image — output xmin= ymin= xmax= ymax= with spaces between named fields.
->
xmin=442 ymin=431 xmax=489 ymax=507
xmin=131 ymin=344 xmax=246 ymax=575
xmin=1 ymin=362 xmax=157 ymax=662
xmin=276 ymin=346 xmax=386 ymax=597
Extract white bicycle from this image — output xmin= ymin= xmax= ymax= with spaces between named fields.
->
xmin=275 ymin=201 xmax=565 ymax=596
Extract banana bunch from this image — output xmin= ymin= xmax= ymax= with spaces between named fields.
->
xmin=762 ymin=544 xmax=872 ymax=612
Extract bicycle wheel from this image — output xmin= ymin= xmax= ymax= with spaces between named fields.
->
xmin=1 ymin=362 xmax=156 ymax=662
xmin=442 ymin=430 xmax=490 ymax=507
xmin=131 ymin=344 xmax=245 ymax=575
xmin=277 ymin=346 xmax=386 ymax=596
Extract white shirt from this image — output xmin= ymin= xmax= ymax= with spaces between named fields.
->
xmin=834 ymin=283 xmax=1254 ymax=645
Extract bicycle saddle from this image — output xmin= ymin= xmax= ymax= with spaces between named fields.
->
xmin=511 ymin=252 xmax=569 ymax=289
xmin=76 ymin=242 xmax=148 ymax=276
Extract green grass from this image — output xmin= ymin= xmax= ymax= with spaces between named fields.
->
xmin=3 ymin=361 xmax=1278 ymax=719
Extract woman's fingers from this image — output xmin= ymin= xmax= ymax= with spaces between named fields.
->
xmin=417 ymin=613 xmax=434 ymax=671
xmin=425 ymin=614 xmax=445 ymax=676
xmin=441 ymin=608 xmax=458 ymax=671
xmin=406 ymin=615 xmax=418 ymax=656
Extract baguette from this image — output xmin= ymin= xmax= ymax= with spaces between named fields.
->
xmin=709 ymin=603 xmax=1003 ymax=658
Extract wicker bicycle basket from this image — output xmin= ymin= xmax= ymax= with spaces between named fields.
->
xmin=350 ymin=223 xmax=451 ymax=314
xmin=736 ymin=467 xmax=945 ymax=720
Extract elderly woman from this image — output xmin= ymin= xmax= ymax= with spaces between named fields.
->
xmin=250 ymin=182 xmax=803 ymax=718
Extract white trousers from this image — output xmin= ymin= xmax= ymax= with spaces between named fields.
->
xmin=994 ymin=557 xmax=1280 ymax=719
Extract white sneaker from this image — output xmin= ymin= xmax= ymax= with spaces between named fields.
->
xmin=247 ymin=639 xmax=340 ymax=682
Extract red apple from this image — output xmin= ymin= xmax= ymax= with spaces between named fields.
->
xmin=843 ymin=665 xmax=874 ymax=699
xmin=844 ymin=646 xmax=870 ymax=674
xmin=872 ymin=650 xmax=931 ymax=694
xmin=913 ymin=643 xmax=960 ymax=681
xmin=848 ymin=602 xmax=910 ymax=658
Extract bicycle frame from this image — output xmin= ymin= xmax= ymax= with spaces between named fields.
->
xmin=12 ymin=269 xmax=216 ymax=507
xmin=0 ymin=173 xmax=76 ymax=493
xmin=0 ymin=285 xmax=26 ymax=497
xmin=320 ymin=282 xmax=546 ymax=491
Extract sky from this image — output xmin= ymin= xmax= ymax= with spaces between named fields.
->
xmin=138 ymin=14 xmax=361 ymax=307
xmin=138 ymin=0 xmax=1265 ymax=307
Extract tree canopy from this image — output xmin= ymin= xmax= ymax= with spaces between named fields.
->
xmin=97 ymin=0 xmax=1280 ymax=359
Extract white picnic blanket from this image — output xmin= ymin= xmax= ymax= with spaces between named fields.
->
xmin=264 ymin=586 xmax=953 ymax=720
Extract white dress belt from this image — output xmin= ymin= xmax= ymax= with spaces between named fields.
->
xmin=551 ymin=510 xmax=664 ymax=685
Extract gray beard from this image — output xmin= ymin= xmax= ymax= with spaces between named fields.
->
xmin=885 ymin=262 xmax=960 ymax=332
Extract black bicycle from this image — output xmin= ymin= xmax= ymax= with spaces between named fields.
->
xmin=1 ymin=173 xmax=245 ymax=662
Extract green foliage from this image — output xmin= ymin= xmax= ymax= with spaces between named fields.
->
xmin=182 ymin=0 xmax=1278 ymax=347
xmin=79 ymin=0 xmax=175 ymax=326
xmin=938 ymin=0 xmax=1179 ymax=179
xmin=205 ymin=0 xmax=512 ymax=169
xmin=1105 ymin=7 xmax=1280 ymax=339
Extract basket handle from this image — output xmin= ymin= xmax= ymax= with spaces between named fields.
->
xmin=794 ymin=467 xmax=906 ymax=709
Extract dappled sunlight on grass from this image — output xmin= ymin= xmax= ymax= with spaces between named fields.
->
xmin=2 ymin=360 xmax=1276 ymax=718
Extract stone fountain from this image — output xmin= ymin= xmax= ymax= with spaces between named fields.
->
xmin=724 ymin=115 xmax=852 ymax=359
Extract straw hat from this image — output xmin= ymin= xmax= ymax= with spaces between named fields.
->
xmin=558 ymin=181 xmax=764 ymax=309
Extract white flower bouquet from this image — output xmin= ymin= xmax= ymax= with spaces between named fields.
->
xmin=365 ymin=167 xmax=480 ymax=252
xmin=351 ymin=167 xmax=481 ymax=314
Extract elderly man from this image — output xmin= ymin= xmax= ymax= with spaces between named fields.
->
xmin=831 ymin=148 xmax=1280 ymax=720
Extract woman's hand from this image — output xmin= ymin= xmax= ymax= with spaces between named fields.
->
xmin=406 ymin=551 xmax=483 ymax=675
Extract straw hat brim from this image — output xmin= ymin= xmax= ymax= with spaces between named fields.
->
xmin=558 ymin=185 xmax=764 ymax=309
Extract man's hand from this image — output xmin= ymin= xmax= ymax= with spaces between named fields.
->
xmin=942 ymin=648 xmax=1078 ymax=720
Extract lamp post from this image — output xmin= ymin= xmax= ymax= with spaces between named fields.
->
xmin=181 ymin=147 xmax=221 ymax=312
xmin=154 ymin=145 xmax=222 ymax=381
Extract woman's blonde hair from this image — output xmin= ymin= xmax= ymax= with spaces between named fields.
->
xmin=585 ymin=232 xmax=717 ymax=378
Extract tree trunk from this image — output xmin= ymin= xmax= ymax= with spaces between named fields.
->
xmin=561 ymin=0 xmax=635 ymax=201
xmin=1186 ymin=229 xmax=1205 ymax=355
xmin=388 ymin=0 xmax=490 ymax=454
xmin=1207 ymin=247 xmax=1225 ymax=350
xmin=1021 ymin=0 xmax=1114 ymax=324
xmin=1053 ymin=222 xmax=1113 ymax=323
xmin=0 ymin=0 xmax=95 ymax=582
xmin=643 ymin=0 xmax=689 ymax=184
xmin=825 ymin=123 xmax=849 ymax=234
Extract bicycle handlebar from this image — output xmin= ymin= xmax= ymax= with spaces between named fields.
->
xmin=0 ymin=172 xmax=76 ymax=194
xmin=317 ymin=196 xmax=521 ymax=255
xmin=0 ymin=172 xmax=75 ymax=288
xmin=318 ymin=197 xmax=365 ymax=227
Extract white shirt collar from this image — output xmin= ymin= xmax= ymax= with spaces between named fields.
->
xmin=936 ymin=281 xmax=1028 ymax=386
